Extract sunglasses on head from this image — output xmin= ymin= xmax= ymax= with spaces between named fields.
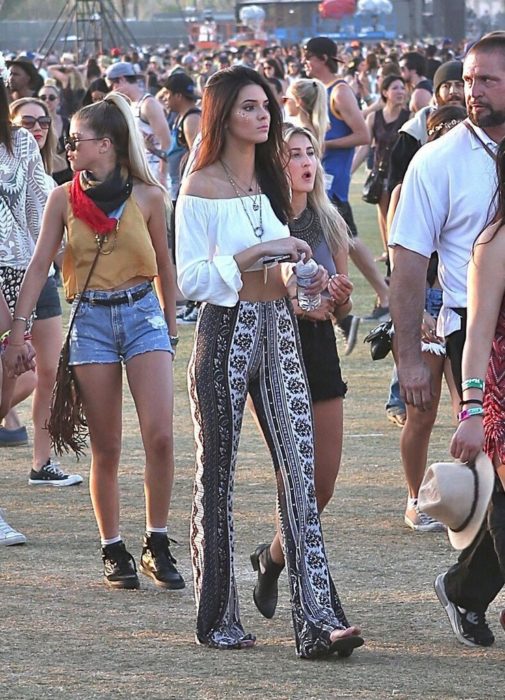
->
xmin=39 ymin=94 xmax=57 ymax=101
xmin=19 ymin=115 xmax=51 ymax=130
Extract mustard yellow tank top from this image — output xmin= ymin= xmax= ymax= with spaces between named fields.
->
xmin=62 ymin=184 xmax=158 ymax=300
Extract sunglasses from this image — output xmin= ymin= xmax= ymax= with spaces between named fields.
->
xmin=64 ymin=136 xmax=102 ymax=150
xmin=19 ymin=115 xmax=52 ymax=130
xmin=39 ymin=94 xmax=57 ymax=102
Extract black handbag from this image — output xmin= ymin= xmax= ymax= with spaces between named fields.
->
xmin=362 ymin=168 xmax=385 ymax=204
xmin=362 ymin=145 xmax=391 ymax=205
xmin=363 ymin=320 xmax=394 ymax=360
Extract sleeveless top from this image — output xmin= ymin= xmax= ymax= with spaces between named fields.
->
xmin=133 ymin=93 xmax=161 ymax=166
xmin=62 ymin=184 xmax=158 ymax=301
xmin=168 ymin=107 xmax=201 ymax=200
xmin=289 ymin=206 xmax=336 ymax=277
xmin=322 ymin=79 xmax=355 ymax=202
xmin=372 ymin=108 xmax=410 ymax=171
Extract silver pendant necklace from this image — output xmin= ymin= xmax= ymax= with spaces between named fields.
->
xmin=220 ymin=160 xmax=264 ymax=239
xmin=220 ymin=159 xmax=261 ymax=211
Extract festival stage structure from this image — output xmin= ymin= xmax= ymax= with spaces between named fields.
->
xmin=38 ymin=0 xmax=137 ymax=61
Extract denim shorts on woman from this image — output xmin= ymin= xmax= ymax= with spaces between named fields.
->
xmin=35 ymin=275 xmax=62 ymax=320
xmin=425 ymin=286 xmax=443 ymax=320
xmin=68 ymin=282 xmax=173 ymax=366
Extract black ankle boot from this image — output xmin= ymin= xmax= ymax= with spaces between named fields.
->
xmin=250 ymin=543 xmax=284 ymax=619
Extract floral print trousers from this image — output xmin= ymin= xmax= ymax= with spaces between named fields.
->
xmin=188 ymin=297 xmax=349 ymax=657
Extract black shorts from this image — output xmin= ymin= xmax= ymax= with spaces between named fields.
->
xmin=445 ymin=309 xmax=467 ymax=399
xmin=297 ymin=318 xmax=347 ymax=402
xmin=35 ymin=275 xmax=62 ymax=321
xmin=330 ymin=194 xmax=358 ymax=238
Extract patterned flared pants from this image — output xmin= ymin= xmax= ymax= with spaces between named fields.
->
xmin=188 ymin=297 xmax=349 ymax=657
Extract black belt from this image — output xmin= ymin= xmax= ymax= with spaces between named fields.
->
xmin=80 ymin=284 xmax=151 ymax=307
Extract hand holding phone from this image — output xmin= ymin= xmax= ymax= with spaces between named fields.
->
xmin=262 ymin=254 xmax=292 ymax=266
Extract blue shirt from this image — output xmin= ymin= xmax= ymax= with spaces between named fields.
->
xmin=322 ymin=80 xmax=355 ymax=202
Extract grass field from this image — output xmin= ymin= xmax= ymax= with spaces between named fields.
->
xmin=1 ymin=174 xmax=503 ymax=700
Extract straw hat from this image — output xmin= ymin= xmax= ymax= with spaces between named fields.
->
xmin=418 ymin=452 xmax=494 ymax=550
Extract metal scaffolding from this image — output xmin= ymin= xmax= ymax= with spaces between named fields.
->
xmin=38 ymin=0 xmax=138 ymax=61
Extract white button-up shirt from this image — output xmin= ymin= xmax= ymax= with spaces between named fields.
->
xmin=389 ymin=121 xmax=498 ymax=337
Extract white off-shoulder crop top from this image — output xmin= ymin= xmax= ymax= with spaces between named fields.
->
xmin=176 ymin=194 xmax=290 ymax=307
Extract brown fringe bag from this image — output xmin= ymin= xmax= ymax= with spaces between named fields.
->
xmin=47 ymin=246 xmax=102 ymax=458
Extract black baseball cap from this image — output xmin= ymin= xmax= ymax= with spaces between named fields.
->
xmin=164 ymin=72 xmax=197 ymax=100
xmin=304 ymin=37 xmax=343 ymax=63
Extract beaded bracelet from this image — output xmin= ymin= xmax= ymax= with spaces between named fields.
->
xmin=459 ymin=398 xmax=483 ymax=407
xmin=0 ymin=330 xmax=32 ymax=354
xmin=462 ymin=378 xmax=484 ymax=391
xmin=457 ymin=406 xmax=484 ymax=422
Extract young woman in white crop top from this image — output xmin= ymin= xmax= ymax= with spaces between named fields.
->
xmin=176 ymin=65 xmax=363 ymax=658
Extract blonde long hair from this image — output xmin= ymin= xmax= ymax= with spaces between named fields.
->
xmin=10 ymin=97 xmax=57 ymax=174
xmin=75 ymin=92 xmax=172 ymax=211
xmin=284 ymin=125 xmax=350 ymax=255
xmin=289 ymin=78 xmax=329 ymax=151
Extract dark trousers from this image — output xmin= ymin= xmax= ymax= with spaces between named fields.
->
xmin=444 ymin=316 xmax=505 ymax=611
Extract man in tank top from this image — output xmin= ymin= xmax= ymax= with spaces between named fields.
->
xmin=399 ymin=51 xmax=433 ymax=114
xmin=303 ymin=36 xmax=391 ymax=347
xmin=106 ymin=62 xmax=170 ymax=187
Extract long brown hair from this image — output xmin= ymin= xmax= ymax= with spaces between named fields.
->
xmin=194 ymin=66 xmax=291 ymax=224
xmin=473 ymin=134 xmax=505 ymax=251
xmin=0 ymin=78 xmax=13 ymax=154
xmin=484 ymin=136 xmax=505 ymax=234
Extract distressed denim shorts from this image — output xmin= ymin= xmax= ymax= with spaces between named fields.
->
xmin=68 ymin=282 xmax=173 ymax=366
xmin=425 ymin=286 xmax=443 ymax=320
xmin=35 ymin=275 xmax=62 ymax=321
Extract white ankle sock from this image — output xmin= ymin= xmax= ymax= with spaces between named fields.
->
xmin=407 ymin=497 xmax=418 ymax=510
xmin=146 ymin=526 xmax=167 ymax=535
xmin=101 ymin=535 xmax=122 ymax=546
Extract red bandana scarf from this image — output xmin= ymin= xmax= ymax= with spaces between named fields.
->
xmin=69 ymin=169 xmax=132 ymax=235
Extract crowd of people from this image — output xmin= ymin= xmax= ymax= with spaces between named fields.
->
xmin=1 ymin=28 xmax=505 ymax=656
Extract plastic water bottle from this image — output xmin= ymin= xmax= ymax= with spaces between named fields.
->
xmin=295 ymin=256 xmax=321 ymax=311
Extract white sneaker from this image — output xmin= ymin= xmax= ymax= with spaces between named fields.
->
xmin=405 ymin=505 xmax=446 ymax=532
xmin=0 ymin=509 xmax=26 ymax=545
